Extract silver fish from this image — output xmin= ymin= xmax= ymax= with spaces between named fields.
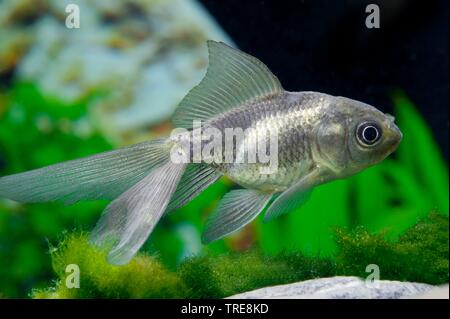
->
xmin=0 ymin=41 xmax=402 ymax=265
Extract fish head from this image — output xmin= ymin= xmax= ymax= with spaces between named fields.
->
xmin=315 ymin=96 xmax=402 ymax=177
xmin=334 ymin=96 xmax=403 ymax=174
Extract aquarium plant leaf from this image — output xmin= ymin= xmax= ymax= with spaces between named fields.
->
xmin=392 ymin=91 xmax=449 ymax=214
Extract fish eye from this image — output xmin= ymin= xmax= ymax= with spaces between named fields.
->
xmin=356 ymin=121 xmax=382 ymax=147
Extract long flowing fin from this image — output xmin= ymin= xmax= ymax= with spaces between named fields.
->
xmin=264 ymin=169 xmax=321 ymax=222
xmin=202 ymin=189 xmax=273 ymax=244
xmin=0 ymin=139 xmax=170 ymax=204
xmin=90 ymin=161 xmax=187 ymax=265
xmin=165 ymin=164 xmax=222 ymax=213
xmin=172 ymin=41 xmax=283 ymax=129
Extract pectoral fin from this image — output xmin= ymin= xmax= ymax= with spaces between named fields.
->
xmin=263 ymin=168 xmax=322 ymax=222
xmin=202 ymin=189 xmax=273 ymax=244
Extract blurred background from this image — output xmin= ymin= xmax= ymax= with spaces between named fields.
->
xmin=0 ymin=0 xmax=448 ymax=298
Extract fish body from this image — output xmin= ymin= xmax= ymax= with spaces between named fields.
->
xmin=178 ymin=89 xmax=400 ymax=193
xmin=0 ymin=41 xmax=402 ymax=265
xmin=197 ymin=91 xmax=329 ymax=192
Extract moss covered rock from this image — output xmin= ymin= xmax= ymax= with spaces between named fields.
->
xmin=32 ymin=234 xmax=187 ymax=298
xmin=335 ymin=213 xmax=449 ymax=285
xmin=32 ymin=213 xmax=448 ymax=298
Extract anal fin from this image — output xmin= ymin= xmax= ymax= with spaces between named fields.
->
xmin=165 ymin=164 xmax=221 ymax=213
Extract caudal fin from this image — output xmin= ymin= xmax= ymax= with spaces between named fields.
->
xmin=0 ymin=138 xmax=170 ymax=204
xmin=90 ymin=161 xmax=187 ymax=265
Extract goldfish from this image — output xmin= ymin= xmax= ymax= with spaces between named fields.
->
xmin=0 ymin=41 xmax=402 ymax=265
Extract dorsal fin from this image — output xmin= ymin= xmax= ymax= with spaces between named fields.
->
xmin=172 ymin=41 xmax=283 ymax=129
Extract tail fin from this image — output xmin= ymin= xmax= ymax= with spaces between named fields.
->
xmin=0 ymin=136 xmax=190 ymax=265
xmin=0 ymin=138 xmax=170 ymax=204
xmin=90 ymin=161 xmax=187 ymax=265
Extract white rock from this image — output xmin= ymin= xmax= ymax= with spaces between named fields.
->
xmin=227 ymin=276 xmax=435 ymax=299
xmin=3 ymin=0 xmax=234 ymax=144
xmin=408 ymin=285 xmax=449 ymax=299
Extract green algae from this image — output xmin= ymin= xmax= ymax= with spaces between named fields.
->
xmin=31 ymin=213 xmax=448 ymax=299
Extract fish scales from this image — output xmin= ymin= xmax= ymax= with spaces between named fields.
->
xmin=203 ymin=91 xmax=332 ymax=192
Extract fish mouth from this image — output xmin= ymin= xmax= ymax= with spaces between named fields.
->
xmin=392 ymin=122 xmax=403 ymax=141
xmin=386 ymin=122 xmax=403 ymax=151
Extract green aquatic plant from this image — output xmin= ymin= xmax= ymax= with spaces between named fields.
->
xmin=32 ymin=212 xmax=448 ymax=299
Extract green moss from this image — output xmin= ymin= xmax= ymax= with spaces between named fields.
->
xmin=335 ymin=213 xmax=449 ymax=285
xmin=31 ymin=213 xmax=448 ymax=298
xmin=31 ymin=233 xmax=187 ymax=299
xmin=179 ymin=251 xmax=301 ymax=298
